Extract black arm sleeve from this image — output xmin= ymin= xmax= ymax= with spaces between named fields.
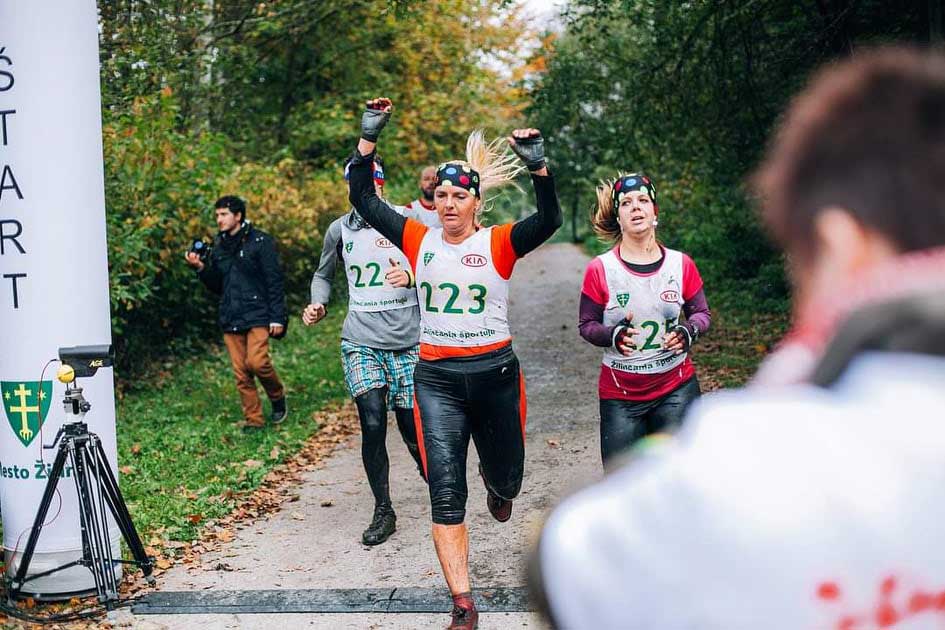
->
xmin=347 ymin=149 xmax=408 ymax=250
xmin=509 ymin=173 xmax=563 ymax=258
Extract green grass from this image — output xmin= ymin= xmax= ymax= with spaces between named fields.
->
xmin=115 ymin=302 xmax=348 ymax=543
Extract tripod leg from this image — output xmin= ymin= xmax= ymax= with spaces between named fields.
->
xmin=9 ymin=443 xmax=70 ymax=591
xmin=71 ymin=442 xmax=109 ymax=600
xmin=86 ymin=443 xmax=120 ymax=598
xmin=92 ymin=438 xmax=154 ymax=579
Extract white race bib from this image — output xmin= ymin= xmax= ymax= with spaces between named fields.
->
xmin=600 ymin=248 xmax=687 ymax=375
xmin=415 ymin=227 xmax=510 ymax=347
xmin=340 ymin=219 xmax=417 ymax=312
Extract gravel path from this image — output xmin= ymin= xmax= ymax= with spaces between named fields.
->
xmin=132 ymin=242 xmax=602 ymax=630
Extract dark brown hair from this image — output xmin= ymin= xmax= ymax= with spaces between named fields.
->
xmin=751 ymin=47 xmax=945 ymax=258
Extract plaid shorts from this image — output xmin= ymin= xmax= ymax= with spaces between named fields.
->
xmin=340 ymin=341 xmax=419 ymax=409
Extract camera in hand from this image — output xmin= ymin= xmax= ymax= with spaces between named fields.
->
xmin=189 ymin=238 xmax=211 ymax=260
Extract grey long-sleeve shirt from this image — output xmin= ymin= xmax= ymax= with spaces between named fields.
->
xmin=310 ymin=210 xmax=420 ymax=350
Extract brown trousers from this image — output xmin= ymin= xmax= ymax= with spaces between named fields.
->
xmin=223 ymin=327 xmax=285 ymax=426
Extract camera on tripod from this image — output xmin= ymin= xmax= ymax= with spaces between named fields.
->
xmin=5 ymin=344 xmax=154 ymax=607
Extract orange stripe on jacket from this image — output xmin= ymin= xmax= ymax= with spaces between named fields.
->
xmin=490 ymin=223 xmax=518 ymax=280
xmin=402 ymin=218 xmax=429 ymax=271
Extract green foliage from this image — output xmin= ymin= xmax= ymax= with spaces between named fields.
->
xmin=531 ymin=0 xmax=927 ymax=310
xmin=103 ymin=91 xmax=348 ymax=376
xmin=98 ymin=1 xmax=537 ymax=375
xmin=99 ymin=0 xmax=533 ymax=189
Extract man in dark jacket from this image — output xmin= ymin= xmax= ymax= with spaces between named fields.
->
xmin=185 ymin=195 xmax=288 ymax=430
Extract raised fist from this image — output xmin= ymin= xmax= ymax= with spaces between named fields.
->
xmin=508 ymin=128 xmax=545 ymax=171
xmin=361 ymin=98 xmax=393 ymax=142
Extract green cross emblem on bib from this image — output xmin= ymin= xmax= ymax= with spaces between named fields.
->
xmin=345 ymin=242 xmax=353 ymax=253
xmin=423 ymin=252 xmax=435 ymax=266
xmin=2 ymin=380 xmax=53 ymax=448
xmin=616 ymin=293 xmax=630 ymax=308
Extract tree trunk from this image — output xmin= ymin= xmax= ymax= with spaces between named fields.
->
xmin=571 ymin=191 xmax=579 ymax=244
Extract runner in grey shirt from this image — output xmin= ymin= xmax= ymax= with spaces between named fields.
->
xmin=309 ymin=209 xmax=420 ymax=349
xmin=302 ymin=158 xmax=425 ymax=547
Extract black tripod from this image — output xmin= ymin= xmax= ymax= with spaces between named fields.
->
xmin=5 ymin=384 xmax=154 ymax=605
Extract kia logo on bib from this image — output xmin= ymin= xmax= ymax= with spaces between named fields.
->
xmin=660 ymin=290 xmax=680 ymax=303
xmin=374 ymin=237 xmax=394 ymax=249
xmin=462 ymin=254 xmax=487 ymax=268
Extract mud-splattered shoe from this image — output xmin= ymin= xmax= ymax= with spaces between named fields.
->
xmin=361 ymin=504 xmax=396 ymax=546
xmin=449 ymin=593 xmax=478 ymax=630
xmin=479 ymin=464 xmax=512 ymax=522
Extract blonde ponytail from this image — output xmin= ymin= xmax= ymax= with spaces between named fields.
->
xmin=592 ymin=176 xmax=622 ymax=242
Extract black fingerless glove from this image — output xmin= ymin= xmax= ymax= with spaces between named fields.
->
xmin=360 ymin=106 xmax=390 ymax=142
xmin=668 ymin=324 xmax=695 ymax=352
xmin=612 ymin=322 xmax=634 ymax=351
xmin=510 ymin=134 xmax=546 ymax=171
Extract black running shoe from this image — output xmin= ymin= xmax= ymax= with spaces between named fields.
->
xmin=361 ymin=504 xmax=396 ymax=546
xmin=270 ymin=397 xmax=288 ymax=424
xmin=478 ymin=465 xmax=512 ymax=522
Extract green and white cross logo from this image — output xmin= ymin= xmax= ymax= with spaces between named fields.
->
xmin=616 ymin=293 xmax=630 ymax=308
xmin=2 ymin=381 xmax=53 ymax=448
xmin=345 ymin=242 xmax=353 ymax=253
xmin=423 ymin=252 xmax=435 ymax=266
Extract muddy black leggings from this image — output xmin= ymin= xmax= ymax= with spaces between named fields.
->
xmin=599 ymin=376 xmax=701 ymax=465
xmin=413 ymin=346 xmax=526 ymax=525
xmin=354 ymin=386 xmax=425 ymax=508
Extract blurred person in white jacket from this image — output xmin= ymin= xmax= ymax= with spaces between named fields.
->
xmin=532 ymin=46 xmax=945 ymax=630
